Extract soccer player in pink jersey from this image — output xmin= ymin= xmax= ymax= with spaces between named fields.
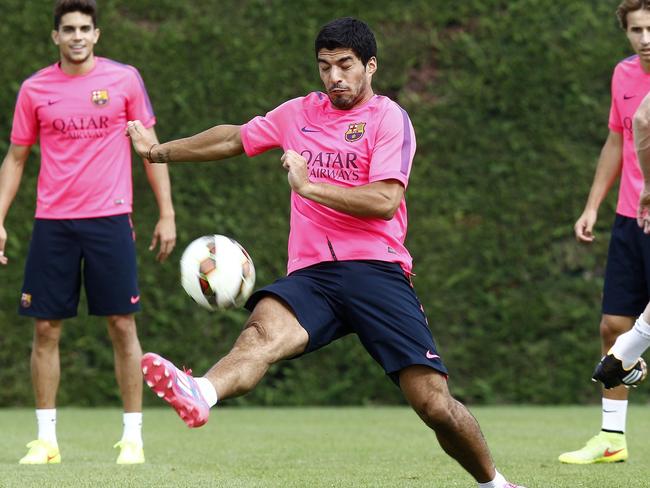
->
xmin=561 ymin=0 xmax=650 ymax=465
xmin=127 ymin=17 xmax=525 ymax=488
xmin=0 ymin=0 xmax=176 ymax=465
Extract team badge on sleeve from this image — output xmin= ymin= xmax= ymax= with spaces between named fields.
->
xmin=91 ymin=89 xmax=109 ymax=106
xmin=345 ymin=122 xmax=366 ymax=142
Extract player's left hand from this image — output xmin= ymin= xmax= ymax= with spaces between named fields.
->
xmin=150 ymin=215 xmax=176 ymax=262
xmin=126 ymin=120 xmax=156 ymax=159
xmin=0 ymin=224 xmax=8 ymax=266
xmin=637 ymin=187 xmax=650 ymax=234
xmin=281 ymin=150 xmax=311 ymax=195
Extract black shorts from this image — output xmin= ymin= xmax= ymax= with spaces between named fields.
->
xmin=602 ymin=214 xmax=650 ymax=316
xmin=246 ymin=260 xmax=447 ymax=384
xmin=19 ymin=214 xmax=141 ymax=319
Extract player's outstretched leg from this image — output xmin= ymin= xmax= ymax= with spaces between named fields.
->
xmin=142 ymin=297 xmax=310 ymax=428
xmin=400 ymin=366 xmax=527 ymax=488
xmin=141 ymin=353 xmax=210 ymax=428
xmin=592 ymin=353 xmax=647 ymax=389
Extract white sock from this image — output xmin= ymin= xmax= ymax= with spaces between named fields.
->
xmin=121 ymin=412 xmax=143 ymax=446
xmin=601 ymin=398 xmax=628 ymax=433
xmin=610 ymin=315 xmax=650 ymax=368
xmin=195 ymin=377 xmax=218 ymax=407
xmin=477 ymin=470 xmax=508 ymax=488
xmin=36 ymin=408 xmax=57 ymax=446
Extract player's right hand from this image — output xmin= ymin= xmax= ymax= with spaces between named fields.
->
xmin=638 ymin=188 xmax=650 ymax=234
xmin=125 ymin=120 xmax=155 ymax=159
xmin=0 ymin=224 xmax=8 ymax=265
xmin=574 ymin=209 xmax=597 ymax=243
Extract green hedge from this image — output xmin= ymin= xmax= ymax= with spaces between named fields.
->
xmin=0 ymin=0 xmax=639 ymax=406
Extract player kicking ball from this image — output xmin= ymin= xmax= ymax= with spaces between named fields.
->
xmin=129 ymin=17 xmax=526 ymax=488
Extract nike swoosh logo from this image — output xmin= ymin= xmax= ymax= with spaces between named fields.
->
xmin=48 ymin=99 xmax=61 ymax=105
xmin=603 ymin=448 xmax=624 ymax=457
xmin=130 ymin=296 xmax=140 ymax=304
xmin=301 ymin=126 xmax=320 ymax=133
xmin=602 ymin=409 xmax=617 ymax=413
xmin=426 ymin=351 xmax=440 ymax=360
xmin=47 ymin=454 xmax=57 ymax=461
xmin=624 ymin=94 xmax=636 ymax=100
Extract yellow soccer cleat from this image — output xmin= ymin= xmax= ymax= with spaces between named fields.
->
xmin=19 ymin=440 xmax=61 ymax=464
xmin=558 ymin=431 xmax=628 ymax=464
xmin=114 ymin=440 xmax=145 ymax=465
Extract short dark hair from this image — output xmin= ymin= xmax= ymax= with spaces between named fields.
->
xmin=617 ymin=0 xmax=650 ymax=29
xmin=314 ymin=17 xmax=377 ymax=66
xmin=54 ymin=0 xmax=97 ymax=30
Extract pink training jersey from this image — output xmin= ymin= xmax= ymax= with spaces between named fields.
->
xmin=11 ymin=56 xmax=155 ymax=219
xmin=241 ymin=92 xmax=416 ymax=275
xmin=609 ymin=55 xmax=650 ymax=218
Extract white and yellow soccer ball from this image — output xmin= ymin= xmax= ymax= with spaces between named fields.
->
xmin=180 ymin=235 xmax=256 ymax=311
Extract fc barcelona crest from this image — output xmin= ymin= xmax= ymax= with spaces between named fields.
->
xmin=91 ymin=89 xmax=109 ymax=106
xmin=345 ymin=122 xmax=366 ymax=142
xmin=20 ymin=293 xmax=32 ymax=308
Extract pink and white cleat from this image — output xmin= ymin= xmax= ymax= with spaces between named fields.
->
xmin=141 ymin=352 xmax=210 ymax=428
xmin=504 ymin=484 xmax=527 ymax=488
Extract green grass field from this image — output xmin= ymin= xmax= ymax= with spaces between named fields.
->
xmin=1 ymin=405 xmax=649 ymax=487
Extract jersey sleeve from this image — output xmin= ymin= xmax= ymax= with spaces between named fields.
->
xmin=10 ymin=83 xmax=38 ymax=146
xmin=240 ymin=98 xmax=299 ymax=156
xmin=369 ymin=102 xmax=416 ymax=188
xmin=608 ymin=66 xmax=623 ymax=133
xmin=125 ymin=66 xmax=156 ymax=128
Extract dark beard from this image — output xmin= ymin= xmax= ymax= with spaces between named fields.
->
xmin=329 ymin=94 xmax=353 ymax=110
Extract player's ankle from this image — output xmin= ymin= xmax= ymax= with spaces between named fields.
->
xmin=477 ymin=470 xmax=507 ymax=488
xmin=195 ymin=377 xmax=218 ymax=407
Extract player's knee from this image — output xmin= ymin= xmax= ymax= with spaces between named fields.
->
xmin=599 ymin=317 xmax=631 ymax=347
xmin=107 ymin=315 xmax=138 ymax=340
xmin=235 ymin=319 xmax=296 ymax=363
xmin=411 ymin=393 xmax=456 ymax=429
xmin=33 ymin=320 xmax=61 ymax=346
xmin=236 ymin=320 xmax=275 ymax=353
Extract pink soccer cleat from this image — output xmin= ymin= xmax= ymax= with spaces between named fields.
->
xmin=141 ymin=352 xmax=210 ymax=428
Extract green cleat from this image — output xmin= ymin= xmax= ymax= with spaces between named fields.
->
xmin=558 ymin=431 xmax=627 ymax=464
xmin=114 ymin=440 xmax=145 ymax=465
xmin=19 ymin=440 xmax=61 ymax=464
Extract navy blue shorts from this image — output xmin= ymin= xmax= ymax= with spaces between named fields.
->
xmin=245 ymin=260 xmax=448 ymax=384
xmin=602 ymin=214 xmax=650 ymax=316
xmin=19 ymin=214 xmax=141 ymax=319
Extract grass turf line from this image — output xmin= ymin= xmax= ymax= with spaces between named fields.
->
xmin=1 ymin=406 xmax=649 ymax=487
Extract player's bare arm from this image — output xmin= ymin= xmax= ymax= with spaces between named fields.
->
xmin=0 ymin=144 xmax=31 ymax=265
xmin=634 ymin=93 xmax=650 ymax=233
xmin=574 ymin=130 xmax=623 ymax=242
xmin=140 ymin=126 xmax=176 ymax=262
xmin=281 ymin=149 xmax=403 ymax=220
xmin=126 ymin=120 xmax=244 ymax=163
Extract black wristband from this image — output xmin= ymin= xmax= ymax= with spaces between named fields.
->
xmin=147 ymin=143 xmax=158 ymax=162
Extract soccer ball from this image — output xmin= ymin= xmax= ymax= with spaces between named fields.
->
xmin=180 ymin=234 xmax=256 ymax=311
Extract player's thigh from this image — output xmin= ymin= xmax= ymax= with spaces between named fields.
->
xmin=343 ymin=261 xmax=448 ymax=383
xmin=20 ymin=219 xmax=82 ymax=319
xmin=602 ymin=215 xmax=649 ymax=316
xmin=240 ymin=295 xmax=309 ymax=360
xmin=81 ymin=214 xmax=141 ymax=316
xmin=245 ymin=264 xmax=350 ymax=355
